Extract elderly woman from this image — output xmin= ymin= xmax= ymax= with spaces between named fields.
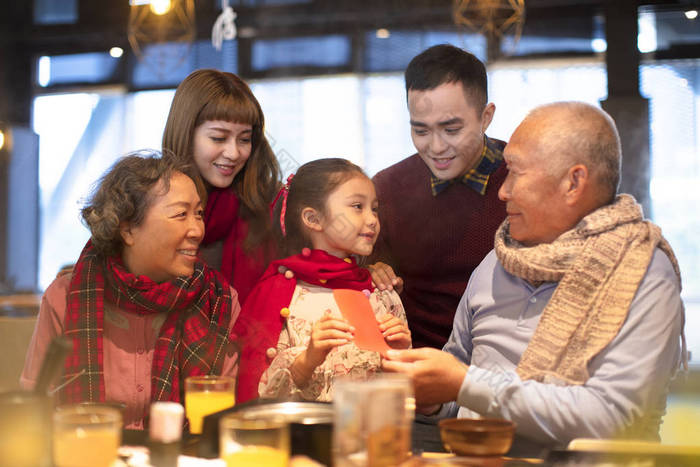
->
xmin=21 ymin=152 xmax=240 ymax=429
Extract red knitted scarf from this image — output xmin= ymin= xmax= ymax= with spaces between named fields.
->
xmin=61 ymin=241 xmax=236 ymax=404
xmin=234 ymin=249 xmax=374 ymax=402
xmin=202 ymin=188 xmax=268 ymax=303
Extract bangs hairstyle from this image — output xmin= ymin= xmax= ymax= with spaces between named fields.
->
xmin=162 ymin=69 xmax=282 ymax=253
xmin=194 ymin=83 xmax=260 ymax=129
xmin=81 ymin=150 xmax=200 ymax=257
xmin=280 ymin=158 xmax=368 ymax=256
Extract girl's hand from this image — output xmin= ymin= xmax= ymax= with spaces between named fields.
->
xmin=378 ymin=314 xmax=411 ymax=349
xmin=291 ymin=311 xmax=354 ymax=388
xmin=306 ymin=310 xmax=355 ymax=367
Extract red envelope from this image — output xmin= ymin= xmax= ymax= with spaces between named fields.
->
xmin=333 ymin=289 xmax=391 ymax=357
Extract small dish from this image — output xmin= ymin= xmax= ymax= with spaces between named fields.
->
xmin=438 ymin=417 xmax=515 ymax=457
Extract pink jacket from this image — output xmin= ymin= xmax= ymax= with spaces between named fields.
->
xmin=21 ymin=273 xmax=240 ymax=429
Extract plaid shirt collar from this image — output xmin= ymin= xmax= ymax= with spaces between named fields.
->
xmin=430 ymin=136 xmax=504 ymax=196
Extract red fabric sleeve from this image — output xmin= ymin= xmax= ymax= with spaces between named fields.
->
xmin=234 ymin=267 xmax=295 ymax=403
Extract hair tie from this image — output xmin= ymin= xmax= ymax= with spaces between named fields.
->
xmin=279 ymin=174 xmax=294 ymax=236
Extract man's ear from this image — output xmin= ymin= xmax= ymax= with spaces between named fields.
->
xmin=481 ymin=102 xmax=496 ymax=133
xmin=564 ymin=164 xmax=589 ymax=205
xmin=120 ymin=221 xmax=135 ymax=246
xmin=301 ymin=207 xmax=323 ymax=232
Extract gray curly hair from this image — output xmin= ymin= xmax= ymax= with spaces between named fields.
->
xmin=81 ymin=150 xmax=201 ymax=257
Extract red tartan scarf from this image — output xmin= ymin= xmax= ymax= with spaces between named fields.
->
xmin=234 ymin=249 xmax=374 ymax=402
xmin=202 ymin=188 xmax=268 ymax=303
xmin=61 ymin=241 xmax=236 ymax=404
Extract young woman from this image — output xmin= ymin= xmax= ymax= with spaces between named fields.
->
xmin=21 ymin=152 xmax=239 ymax=429
xmin=163 ymin=69 xmax=282 ymax=303
xmin=235 ymin=158 xmax=411 ymax=402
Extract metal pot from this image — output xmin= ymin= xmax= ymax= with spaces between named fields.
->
xmin=199 ymin=400 xmax=333 ymax=465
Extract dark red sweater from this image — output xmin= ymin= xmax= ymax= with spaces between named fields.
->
xmin=371 ymin=149 xmax=507 ymax=349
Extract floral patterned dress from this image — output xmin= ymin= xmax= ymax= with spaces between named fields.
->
xmin=258 ymin=281 xmax=408 ymax=401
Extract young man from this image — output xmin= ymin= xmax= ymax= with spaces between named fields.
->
xmin=383 ymin=102 xmax=685 ymax=451
xmin=369 ymin=44 xmax=507 ymax=349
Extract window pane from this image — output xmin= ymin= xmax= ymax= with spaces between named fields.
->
xmin=487 ymin=59 xmax=607 ymax=141
xmin=33 ymin=92 xmax=129 ymax=289
xmin=642 ymin=59 xmax=700 ymax=363
xmin=251 ymin=75 xmax=363 ymax=175
xmin=126 ymin=89 xmax=175 ymax=151
xmin=503 ymin=35 xmax=596 ymax=55
xmin=252 ymin=36 xmax=351 ymax=71
xmin=650 ymin=9 xmax=700 ymax=49
xmin=36 ymin=53 xmax=120 ymax=86
xmin=34 ymin=0 xmax=77 ymax=24
xmin=364 ymin=30 xmax=486 ymax=72
xmin=362 ymin=74 xmax=414 ymax=176
xmin=132 ymin=40 xmax=237 ymax=88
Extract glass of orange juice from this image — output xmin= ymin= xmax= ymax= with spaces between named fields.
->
xmin=53 ymin=404 xmax=122 ymax=467
xmin=185 ymin=375 xmax=235 ymax=434
xmin=219 ymin=414 xmax=289 ymax=467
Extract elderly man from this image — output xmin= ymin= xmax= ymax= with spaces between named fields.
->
xmin=383 ymin=102 xmax=685 ymax=450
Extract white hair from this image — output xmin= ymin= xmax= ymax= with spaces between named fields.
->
xmin=523 ymin=101 xmax=621 ymax=203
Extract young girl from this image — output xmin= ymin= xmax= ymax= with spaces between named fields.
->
xmin=163 ymin=69 xmax=281 ymax=303
xmin=235 ymin=158 xmax=411 ymax=402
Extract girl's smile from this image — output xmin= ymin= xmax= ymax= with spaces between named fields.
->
xmin=309 ymin=175 xmax=380 ymax=259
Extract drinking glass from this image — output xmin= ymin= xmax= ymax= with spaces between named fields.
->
xmin=0 ymin=391 xmax=52 ymax=467
xmin=333 ymin=373 xmax=415 ymax=467
xmin=219 ymin=413 xmax=290 ymax=467
xmin=184 ymin=375 xmax=235 ymax=434
xmin=52 ymin=404 xmax=122 ymax=467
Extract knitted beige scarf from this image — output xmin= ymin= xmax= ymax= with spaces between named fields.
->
xmin=495 ymin=194 xmax=684 ymax=385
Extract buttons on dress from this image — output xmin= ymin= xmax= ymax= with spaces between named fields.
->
xmin=284 ymin=270 xmax=294 ymax=279
xmin=137 ymin=348 xmax=145 ymax=355
xmin=136 ymin=384 xmax=144 ymax=392
xmin=301 ymin=248 xmax=311 ymax=257
xmin=266 ymin=347 xmax=278 ymax=359
xmin=529 ymin=296 xmax=537 ymax=304
xmin=280 ymin=307 xmax=290 ymax=318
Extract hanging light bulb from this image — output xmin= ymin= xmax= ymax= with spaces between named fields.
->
xmin=150 ymin=0 xmax=172 ymax=15
xmin=109 ymin=47 xmax=124 ymax=58
xmin=128 ymin=0 xmax=196 ymax=78
xmin=150 ymin=0 xmax=172 ymax=16
xmin=0 ymin=129 xmax=5 ymax=151
xmin=376 ymin=28 xmax=391 ymax=39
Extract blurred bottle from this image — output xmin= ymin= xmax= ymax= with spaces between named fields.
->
xmin=149 ymin=402 xmax=184 ymax=466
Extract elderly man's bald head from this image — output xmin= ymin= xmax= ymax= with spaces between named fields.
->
xmin=500 ymin=102 xmax=623 ymax=245
xmin=518 ymin=102 xmax=621 ymax=204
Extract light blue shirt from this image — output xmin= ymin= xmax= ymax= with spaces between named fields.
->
xmin=439 ymin=248 xmax=683 ymax=448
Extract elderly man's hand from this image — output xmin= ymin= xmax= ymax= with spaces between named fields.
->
xmin=368 ymin=262 xmax=404 ymax=293
xmin=382 ymin=348 xmax=468 ymax=406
